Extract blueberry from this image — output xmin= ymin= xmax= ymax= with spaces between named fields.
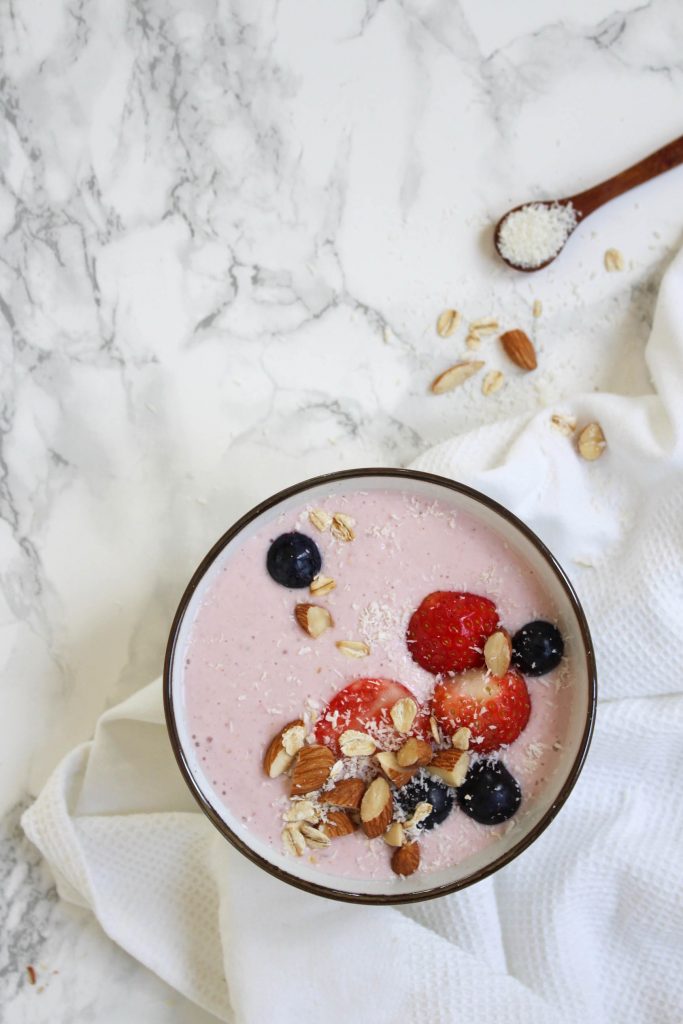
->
xmin=457 ymin=759 xmax=521 ymax=825
xmin=266 ymin=532 xmax=322 ymax=588
xmin=396 ymin=773 xmax=454 ymax=830
xmin=512 ymin=619 xmax=564 ymax=676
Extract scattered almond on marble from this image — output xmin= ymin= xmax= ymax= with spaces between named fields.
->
xmin=577 ymin=422 xmax=607 ymax=461
xmin=484 ymin=630 xmax=512 ymax=677
xmin=336 ymin=639 xmax=370 ymax=658
xmin=500 ymin=329 xmax=537 ymax=371
xmin=436 ymin=308 xmax=461 ymax=337
xmin=428 ymin=749 xmax=470 ymax=788
xmin=331 ymin=513 xmax=355 ymax=542
xmin=295 ymin=603 xmax=333 ymax=639
xmin=431 ymin=360 xmax=485 ymax=394
xmin=308 ymin=508 xmax=332 ymax=532
xmin=391 ymin=841 xmax=420 ymax=877
xmin=375 ymin=750 xmax=415 ymax=788
xmin=360 ymin=777 xmax=393 ymax=838
xmin=263 ymin=719 xmax=305 ymax=778
xmin=482 ymin=369 xmax=504 ymax=396
xmin=604 ymin=248 xmax=624 ymax=272
xmin=390 ymin=697 xmax=417 ymax=734
xmin=309 ymin=574 xmax=336 ymax=596
xmin=339 ymin=729 xmax=377 ymax=757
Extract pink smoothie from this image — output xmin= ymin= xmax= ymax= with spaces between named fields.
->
xmin=178 ymin=489 xmax=573 ymax=881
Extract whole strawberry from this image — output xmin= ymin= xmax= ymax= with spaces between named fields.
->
xmin=407 ymin=591 xmax=499 ymax=675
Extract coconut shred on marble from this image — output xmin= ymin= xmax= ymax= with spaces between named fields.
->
xmin=179 ymin=490 xmax=573 ymax=881
xmin=498 ymin=202 xmax=578 ymax=269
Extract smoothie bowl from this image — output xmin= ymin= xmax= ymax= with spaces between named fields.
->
xmin=164 ymin=469 xmax=596 ymax=904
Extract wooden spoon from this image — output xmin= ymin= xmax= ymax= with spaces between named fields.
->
xmin=494 ymin=134 xmax=683 ymax=272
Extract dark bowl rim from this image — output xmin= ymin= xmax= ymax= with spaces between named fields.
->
xmin=163 ymin=467 xmax=597 ymax=905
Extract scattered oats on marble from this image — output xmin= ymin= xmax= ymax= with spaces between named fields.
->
xmin=578 ymin=422 xmax=607 ymax=461
xmin=482 ymin=370 xmax=504 ymax=396
xmin=551 ymin=413 xmax=577 ymax=437
xmin=436 ymin=308 xmax=462 ymax=337
xmin=532 ymin=299 xmax=543 ymax=318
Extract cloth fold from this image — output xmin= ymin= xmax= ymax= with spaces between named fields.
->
xmin=23 ymin=250 xmax=683 ymax=1022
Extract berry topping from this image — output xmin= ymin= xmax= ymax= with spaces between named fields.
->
xmin=406 ymin=591 xmax=500 ymax=675
xmin=431 ymin=667 xmax=531 ymax=754
xmin=457 ymin=759 xmax=522 ymax=824
xmin=266 ymin=532 xmax=322 ymax=588
xmin=314 ymin=678 xmax=430 ymax=755
xmin=512 ymin=620 xmax=564 ymax=676
xmin=395 ymin=773 xmax=454 ymax=831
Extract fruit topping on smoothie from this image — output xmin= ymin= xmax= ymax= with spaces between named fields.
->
xmin=225 ymin=498 xmax=562 ymax=881
xmin=313 ymin=677 xmax=431 ymax=755
xmin=266 ymin=532 xmax=322 ymax=588
xmin=457 ymin=759 xmax=522 ymax=824
xmin=512 ymin=620 xmax=565 ymax=676
xmin=407 ymin=591 xmax=500 ymax=674
xmin=432 ymin=667 xmax=531 ymax=753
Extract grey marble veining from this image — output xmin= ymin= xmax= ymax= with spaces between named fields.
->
xmin=2 ymin=0 xmax=683 ymax=1018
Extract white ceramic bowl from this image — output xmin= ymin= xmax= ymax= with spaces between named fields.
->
xmin=164 ymin=469 xmax=597 ymax=904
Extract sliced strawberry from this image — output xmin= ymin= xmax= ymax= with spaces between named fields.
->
xmin=407 ymin=591 xmax=499 ymax=675
xmin=432 ymin=668 xmax=531 ymax=753
xmin=314 ymin=678 xmax=431 ymax=755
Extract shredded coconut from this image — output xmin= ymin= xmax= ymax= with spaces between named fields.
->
xmin=498 ymin=202 xmax=577 ymax=269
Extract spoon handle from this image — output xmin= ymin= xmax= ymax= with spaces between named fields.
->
xmin=569 ymin=134 xmax=683 ymax=218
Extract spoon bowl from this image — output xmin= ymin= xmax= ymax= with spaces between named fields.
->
xmin=495 ymin=134 xmax=683 ymax=272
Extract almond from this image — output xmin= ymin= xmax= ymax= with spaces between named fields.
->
xmin=383 ymin=821 xmax=406 ymax=847
xmin=436 ymin=308 xmax=461 ymax=338
xmin=339 ymin=729 xmax=377 ymax=757
xmin=282 ymin=825 xmax=306 ymax=856
xmin=308 ymin=508 xmax=332 ymax=532
xmin=429 ymin=715 xmax=442 ymax=745
xmin=300 ymin=823 xmax=331 ymax=849
xmin=390 ymin=697 xmax=417 ymax=734
xmin=263 ymin=719 xmax=305 ymax=778
xmin=331 ymin=513 xmax=355 ymax=542
xmin=295 ymin=603 xmax=333 ymax=639
xmin=320 ymin=809 xmax=356 ymax=839
xmin=336 ymin=639 xmax=370 ymax=659
xmin=451 ymin=726 xmax=471 ymax=751
xmin=428 ymin=749 xmax=470 ymax=788
xmin=391 ymin=841 xmax=420 ymax=877
xmin=360 ymin=777 xmax=393 ymax=838
xmin=396 ymin=737 xmax=434 ymax=768
xmin=578 ymin=421 xmax=606 ymax=461
xmin=431 ymin=360 xmax=485 ymax=395
xmin=500 ymin=329 xmax=537 ymax=371
xmin=484 ymin=630 xmax=512 ymax=677
xmin=309 ymin=574 xmax=336 ymax=597
xmin=290 ymin=744 xmax=335 ymax=795
xmin=375 ymin=751 xmax=416 ymax=788
xmin=320 ymin=778 xmax=365 ymax=810
xmin=403 ymin=802 xmax=433 ymax=830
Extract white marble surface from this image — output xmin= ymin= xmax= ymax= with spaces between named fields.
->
xmin=2 ymin=0 xmax=682 ymax=1018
